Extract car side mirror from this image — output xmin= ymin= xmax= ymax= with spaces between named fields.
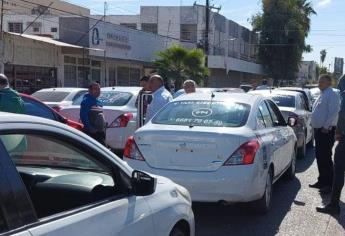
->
xmin=131 ymin=170 xmax=156 ymax=196
xmin=287 ymin=117 xmax=297 ymax=127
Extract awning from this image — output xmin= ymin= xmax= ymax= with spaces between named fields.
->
xmin=6 ymin=32 xmax=103 ymax=54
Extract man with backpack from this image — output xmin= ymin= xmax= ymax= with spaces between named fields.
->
xmin=80 ymin=82 xmax=106 ymax=145
xmin=0 ymin=74 xmax=25 ymax=114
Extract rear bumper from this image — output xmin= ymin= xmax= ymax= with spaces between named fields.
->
xmin=293 ymin=126 xmax=305 ymax=148
xmin=125 ymin=158 xmax=267 ymax=203
xmin=106 ymin=121 xmax=137 ymax=149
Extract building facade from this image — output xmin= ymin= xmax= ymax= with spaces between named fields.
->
xmin=296 ymin=61 xmax=317 ymax=85
xmin=97 ymin=5 xmax=264 ymax=87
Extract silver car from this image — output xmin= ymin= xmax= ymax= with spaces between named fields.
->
xmin=251 ymin=90 xmax=313 ymax=158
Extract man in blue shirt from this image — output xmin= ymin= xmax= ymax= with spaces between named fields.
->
xmin=310 ymin=74 xmax=340 ymax=191
xmin=145 ymin=75 xmax=172 ymax=122
xmin=80 ymin=82 xmax=106 ymax=145
xmin=317 ymin=75 xmax=345 ymax=214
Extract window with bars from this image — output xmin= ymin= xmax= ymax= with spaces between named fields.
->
xmin=8 ymin=22 xmax=23 ymax=33
xmin=180 ymin=24 xmax=197 ymax=42
xmin=141 ymin=23 xmax=158 ymax=34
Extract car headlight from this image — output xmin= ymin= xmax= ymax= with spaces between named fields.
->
xmin=175 ymin=185 xmax=192 ymax=204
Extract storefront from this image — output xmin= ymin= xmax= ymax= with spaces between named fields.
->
xmin=2 ymin=32 xmax=99 ymax=94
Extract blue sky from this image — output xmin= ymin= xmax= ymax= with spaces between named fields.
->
xmin=68 ymin=0 xmax=345 ymax=71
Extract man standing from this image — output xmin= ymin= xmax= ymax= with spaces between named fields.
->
xmin=183 ymin=80 xmax=197 ymax=94
xmin=0 ymin=74 xmax=25 ymax=114
xmin=145 ymin=75 xmax=172 ymax=122
xmin=135 ymin=76 xmax=152 ymax=114
xmin=316 ymin=75 xmax=345 ymax=214
xmin=310 ymin=74 xmax=340 ymax=192
xmin=80 ymin=82 xmax=106 ymax=145
xmin=256 ymin=79 xmax=270 ymax=90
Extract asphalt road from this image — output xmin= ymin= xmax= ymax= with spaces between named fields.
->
xmin=193 ymin=146 xmax=345 ymax=236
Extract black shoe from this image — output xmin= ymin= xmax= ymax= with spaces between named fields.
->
xmin=316 ymin=204 xmax=340 ymax=215
xmin=319 ymin=186 xmax=332 ymax=194
xmin=309 ymin=182 xmax=325 ymax=189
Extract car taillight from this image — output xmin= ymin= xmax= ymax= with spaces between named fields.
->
xmin=123 ymin=136 xmax=145 ymax=161
xmin=223 ymin=140 xmax=260 ymax=166
xmin=108 ymin=113 xmax=134 ymax=128
xmin=66 ymin=119 xmax=84 ymax=131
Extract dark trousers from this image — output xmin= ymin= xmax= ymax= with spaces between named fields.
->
xmin=331 ymin=138 xmax=345 ymax=204
xmin=85 ymin=131 xmax=106 ymax=146
xmin=314 ymin=128 xmax=336 ymax=186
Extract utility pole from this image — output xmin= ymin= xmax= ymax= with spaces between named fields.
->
xmin=204 ymin=0 xmax=210 ymax=86
xmin=0 ymin=0 xmax=4 ymax=34
xmin=104 ymin=1 xmax=108 ymax=22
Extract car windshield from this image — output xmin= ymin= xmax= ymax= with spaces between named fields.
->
xmin=32 ymin=91 xmax=70 ymax=102
xmin=73 ymin=91 xmax=132 ymax=106
xmin=153 ymin=100 xmax=250 ymax=127
xmin=270 ymin=95 xmax=295 ymax=108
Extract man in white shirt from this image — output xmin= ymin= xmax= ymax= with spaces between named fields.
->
xmin=145 ymin=75 xmax=173 ymax=122
xmin=310 ymin=74 xmax=340 ymax=192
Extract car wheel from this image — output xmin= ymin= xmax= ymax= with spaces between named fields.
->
xmin=253 ymin=168 xmax=273 ymax=214
xmin=169 ymin=226 xmax=187 ymax=236
xmin=297 ymin=136 xmax=306 ymax=159
xmin=285 ymin=148 xmax=296 ymax=180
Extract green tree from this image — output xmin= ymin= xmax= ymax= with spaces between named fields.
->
xmin=154 ymin=44 xmax=209 ymax=89
xmin=251 ymin=0 xmax=316 ymax=85
xmin=320 ymin=49 xmax=327 ymax=67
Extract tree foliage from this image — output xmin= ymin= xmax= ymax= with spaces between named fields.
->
xmin=154 ymin=44 xmax=209 ymax=89
xmin=320 ymin=49 xmax=327 ymax=67
xmin=251 ymin=0 xmax=316 ymax=84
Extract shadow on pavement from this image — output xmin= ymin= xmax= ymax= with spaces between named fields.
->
xmin=193 ymin=177 xmax=301 ymax=236
xmin=296 ymin=147 xmax=315 ymax=173
xmin=320 ymin=194 xmax=345 ymax=231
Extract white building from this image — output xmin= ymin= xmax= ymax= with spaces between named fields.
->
xmin=2 ymin=0 xmax=90 ymax=38
xmin=297 ymin=61 xmax=317 ymax=85
xmin=96 ymin=5 xmax=264 ymax=87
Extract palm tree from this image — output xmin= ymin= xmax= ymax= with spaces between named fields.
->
xmin=297 ymin=0 xmax=316 ymax=36
xmin=320 ymin=49 xmax=327 ymax=67
xmin=154 ymin=44 xmax=209 ymax=89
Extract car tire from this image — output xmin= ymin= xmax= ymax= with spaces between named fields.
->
xmin=285 ymin=148 xmax=296 ymax=180
xmin=169 ymin=226 xmax=187 ymax=236
xmin=253 ymin=168 xmax=273 ymax=214
xmin=297 ymin=136 xmax=306 ymax=159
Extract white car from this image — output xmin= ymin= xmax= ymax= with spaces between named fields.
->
xmin=0 ymin=113 xmax=194 ymax=236
xmin=32 ymin=88 xmax=88 ymax=111
xmin=124 ymin=92 xmax=297 ymax=213
xmin=60 ymin=87 xmax=142 ymax=150
xmin=250 ymin=89 xmax=313 ymax=158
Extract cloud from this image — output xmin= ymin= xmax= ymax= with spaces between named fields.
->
xmin=317 ymin=0 xmax=332 ymax=7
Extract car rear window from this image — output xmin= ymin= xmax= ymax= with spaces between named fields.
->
xmin=32 ymin=91 xmax=70 ymax=102
xmin=270 ymin=95 xmax=295 ymax=108
xmin=152 ymin=100 xmax=250 ymax=127
xmin=73 ymin=91 xmax=132 ymax=106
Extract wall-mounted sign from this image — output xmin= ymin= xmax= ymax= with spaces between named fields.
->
xmin=92 ymin=28 xmax=100 ymax=45
xmin=106 ymin=32 xmax=131 ymax=50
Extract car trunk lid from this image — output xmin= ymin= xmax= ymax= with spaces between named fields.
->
xmin=135 ymin=126 xmax=251 ymax=171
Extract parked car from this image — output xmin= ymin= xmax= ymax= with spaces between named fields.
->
xmin=60 ymin=87 xmax=142 ymax=150
xmin=278 ymin=87 xmax=313 ymax=111
xmin=124 ymin=92 xmax=297 ymax=213
xmin=20 ymin=93 xmax=83 ymax=131
xmin=250 ymin=90 xmax=313 ymax=158
xmin=0 ymin=113 xmax=194 ymax=236
xmin=173 ymin=87 xmax=243 ymax=98
xmin=31 ymin=88 xmax=87 ymax=112
xmin=240 ymin=84 xmax=253 ymax=92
